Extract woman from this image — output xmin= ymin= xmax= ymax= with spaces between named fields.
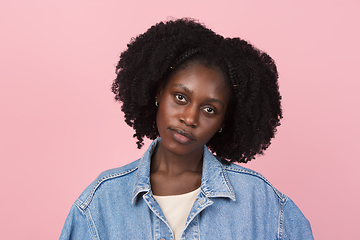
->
xmin=60 ymin=18 xmax=314 ymax=239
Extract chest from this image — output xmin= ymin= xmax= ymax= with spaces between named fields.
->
xmin=88 ymin=192 xmax=280 ymax=240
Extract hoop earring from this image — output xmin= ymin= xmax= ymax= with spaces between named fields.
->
xmin=218 ymin=127 xmax=223 ymax=133
xmin=155 ymin=99 xmax=159 ymax=107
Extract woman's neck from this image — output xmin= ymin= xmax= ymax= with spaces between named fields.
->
xmin=151 ymin=142 xmax=203 ymax=175
xmin=150 ymin=142 xmax=203 ymax=196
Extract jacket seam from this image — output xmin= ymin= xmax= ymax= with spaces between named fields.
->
xmin=85 ymin=207 xmax=100 ymax=240
xmin=79 ymin=166 xmax=138 ymax=210
xmin=278 ymin=197 xmax=288 ymax=239
xmin=71 ymin=202 xmax=99 ymax=240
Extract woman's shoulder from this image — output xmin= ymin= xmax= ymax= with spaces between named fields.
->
xmin=218 ymin=158 xmax=286 ymax=201
xmin=95 ymin=159 xmax=140 ymax=183
xmin=75 ymin=159 xmax=140 ymax=210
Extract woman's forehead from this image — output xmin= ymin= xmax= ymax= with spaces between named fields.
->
xmin=166 ymin=62 xmax=230 ymax=100
xmin=171 ymin=60 xmax=227 ymax=83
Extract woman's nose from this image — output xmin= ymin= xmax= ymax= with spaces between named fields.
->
xmin=179 ymin=106 xmax=198 ymax=128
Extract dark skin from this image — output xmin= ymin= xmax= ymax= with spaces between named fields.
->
xmin=150 ymin=61 xmax=231 ymax=196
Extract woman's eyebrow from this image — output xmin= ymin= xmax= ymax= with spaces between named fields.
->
xmin=172 ymin=84 xmax=193 ymax=94
xmin=172 ymin=83 xmax=224 ymax=107
xmin=205 ymin=98 xmax=224 ymax=107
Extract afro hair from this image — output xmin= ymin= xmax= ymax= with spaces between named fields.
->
xmin=112 ymin=18 xmax=282 ymax=163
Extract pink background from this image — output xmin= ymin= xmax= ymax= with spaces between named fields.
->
xmin=1 ymin=1 xmax=359 ymax=239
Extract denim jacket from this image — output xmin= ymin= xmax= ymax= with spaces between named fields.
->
xmin=60 ymin=138 xmax=314 ymax=239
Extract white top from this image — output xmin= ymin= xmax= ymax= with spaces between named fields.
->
xmin=154 ymin=187 xmax=200 ymax=240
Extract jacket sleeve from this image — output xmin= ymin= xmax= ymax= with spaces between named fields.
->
xmin=59 ymin=203 xmax=96 ymax=240
xmin=281 ymin=198 xmax=314 ymax=240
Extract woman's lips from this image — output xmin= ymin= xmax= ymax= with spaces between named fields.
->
xmin=169 ymin=128 xmax=195 ymax=144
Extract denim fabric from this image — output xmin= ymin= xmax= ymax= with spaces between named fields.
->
xmin=60 ymin=138 xmax=314 ymax=240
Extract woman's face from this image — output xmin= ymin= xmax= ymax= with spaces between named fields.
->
xmin=156 ymin=61 xmax=231 ymax=157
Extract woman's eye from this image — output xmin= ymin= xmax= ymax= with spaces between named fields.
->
xmin=175 ymin=94 xmax=186 ymax=102
xmin=204 ymin=107 xmax=215 ymax=114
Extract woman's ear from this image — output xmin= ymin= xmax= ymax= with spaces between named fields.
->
xmin=156 ymin=84 xmax=165 ymax=102
xmin=156 ymin=91 xmax=162 ymax=100
xmin=155 ymin=91 xmax=161 ymax=105
xmin=154 ymin=88 xmax=163 ymax=107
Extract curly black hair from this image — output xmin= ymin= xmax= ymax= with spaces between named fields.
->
xmin=112 ymin=18 xmax=282 ymax=163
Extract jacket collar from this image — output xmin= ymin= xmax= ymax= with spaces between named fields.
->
xmin=131 ymin=138 xmax=236 ymax=204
